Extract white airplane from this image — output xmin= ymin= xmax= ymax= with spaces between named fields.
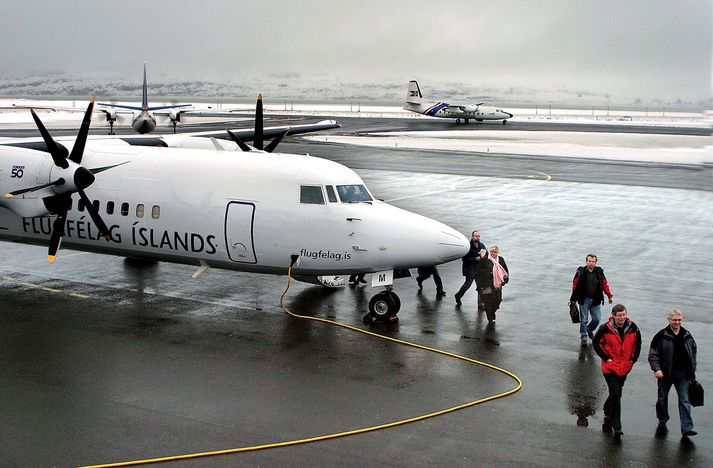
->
xmin=0 ymin=99 xmax=469 ymax=320
xmin=404 ymin=80 xmax=513 ymax=124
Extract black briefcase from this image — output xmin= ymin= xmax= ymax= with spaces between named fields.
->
xmin=568 ymin=301 xmax=580 ymax=324
xmin=690 ymin=379 xmax=704 ymax=407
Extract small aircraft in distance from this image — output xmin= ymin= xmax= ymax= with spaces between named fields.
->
xmin=404 ymin=80 xmax=513 ymax=124
xmin=0 ymin=96 xmax=469 ymax=321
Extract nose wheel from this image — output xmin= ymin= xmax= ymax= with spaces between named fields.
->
xmin=364 ymin=290 xmax=401 ymax=324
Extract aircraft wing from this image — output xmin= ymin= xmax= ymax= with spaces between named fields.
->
xmin=164 ymin=119 xmax=341 ymax=143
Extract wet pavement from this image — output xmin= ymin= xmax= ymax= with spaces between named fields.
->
xmin=1 ymin=121 xmax=712 ymax=466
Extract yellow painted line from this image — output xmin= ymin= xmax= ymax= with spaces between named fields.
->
xmin=2 ymin=275 xmax=89 ymax=300
xmin=69 ymin=293 xmax=90 ymax=299
xmin=41 ymin=287 xmax=61 ymax=293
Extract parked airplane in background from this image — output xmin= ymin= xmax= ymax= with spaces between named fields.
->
xmin=0 ymin=97 xmax=468 ymax=320
xmin=404 ymin=80 xmax=513 ymax=124
xmin=97 ymin=63 xmax=191 ymax=134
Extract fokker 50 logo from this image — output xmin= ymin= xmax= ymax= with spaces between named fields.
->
xmin=11 ymin=165 xmax=25 ymax=178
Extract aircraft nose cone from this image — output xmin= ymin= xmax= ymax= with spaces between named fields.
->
xmin=505 ymin=112 xmax=514 ymax=118
xmin=436 ymin=227 xmax=469 ymax=262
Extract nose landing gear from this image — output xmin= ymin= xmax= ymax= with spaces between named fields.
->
xmin=363 ymin=288 xmax=401 ymax=324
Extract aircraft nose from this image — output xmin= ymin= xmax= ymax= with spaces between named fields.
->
xmin=436 ymin=226 xmax=470 ymax=262
xmin=505 ymin=112 xmax=513 ymax=118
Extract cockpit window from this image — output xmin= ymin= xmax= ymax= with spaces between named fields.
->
xmin=325 ymin=185 xmax=338 ymax=203
xmin=300 ymin=185 xmax=325 ymax=204
xmin=337 ymin=184 xmax=372 ymax=203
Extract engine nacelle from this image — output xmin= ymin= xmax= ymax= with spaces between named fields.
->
xmin=104 ymin=107 xmax=117 ymax=122
xmin=168 ymin=109 xmax=181 ymax=123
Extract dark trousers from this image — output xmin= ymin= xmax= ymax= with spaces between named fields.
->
xmin=455 ymin=273 xmax=484 ymax=307
xmin=417 ymin=267 xmax=443 ymax=292
xmin=481 ymin=287 xmax=502 ymax=321
xmin=603 ymin=373 xmax=628 ymax=430
xmin=656 ymin=370 xmax=694 ymax=433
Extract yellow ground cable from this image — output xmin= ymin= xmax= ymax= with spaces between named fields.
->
xmin=83 ymin=268 xmax=522 ymax=467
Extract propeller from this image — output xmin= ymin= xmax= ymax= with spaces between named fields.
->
xmin=224 ymin=94 xmax=289 ymax=153
xmin=29 ymin=97 xmax=115 ymax=263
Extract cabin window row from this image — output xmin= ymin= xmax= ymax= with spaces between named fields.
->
xmin=300 ymin=184 xmax=372 ymax=205
xmin=73 ymin=198 xmax=161 ymax=219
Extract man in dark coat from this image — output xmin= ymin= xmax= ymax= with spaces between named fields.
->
xmin=593 ymin=304 xmax=641 ymax=440
xmin=571 ymin=254 xmax=613 ymax=348
xmin=648 ymin=308 xmax=698 ymax=437
xmin=454 ymin=230 xmax=487 ymax=307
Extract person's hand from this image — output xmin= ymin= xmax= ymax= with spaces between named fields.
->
xmin=608 ymin=298 xmax=613 ymax=304
xmin=654 ymin=370 xmax=664 ymax=379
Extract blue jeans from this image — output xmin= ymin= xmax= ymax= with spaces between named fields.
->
xmin=579 ymin=297 xmax=601 ymax=341
xmin=657 ymin=371 xmax=694 ymax=433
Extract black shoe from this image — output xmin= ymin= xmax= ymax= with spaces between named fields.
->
xmin=614 ymin=430 xmax=623 ymax=439
xmin=437 ymin=290 xmax=446 ymax=297
xmin=358 ymin=278 xmax=367 ymax=284
xmin=602 ymin=420 xmax=612 ymax=433
xmin=417 ymin=279 xmax=423 ymax=290
xmin=455 ymin=295 xmax=462 ymax=306
xmin=587 ymin=330 xmax=594 ymax=340
xmin=683 ymin=430 xmax=697 ymax=437
xmin=580 ymin=340 xmax=588 ymax=348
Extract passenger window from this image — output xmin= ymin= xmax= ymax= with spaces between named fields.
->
xmin=121 ymin=202 xmax=129 ymax=216
xmin=151 ymin=205 xmax=160 ymax=219
xmin=93 ymin=200 xmax=100 ymax=212
xmin=78 ymin=198 xmax=86 ymax=212
xmin=326 ymin=185 xmax=338 ymax=203
xmin=106 ymin=201 xmax=115 ymax=215
xmin=136 ymin=204 xmax=145 ymax=218
xmin=300 ymin=185 xmax=325 ymax=204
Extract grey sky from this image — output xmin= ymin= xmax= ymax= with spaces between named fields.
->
xmin=1 ymin=0 xmax=711 ymax=102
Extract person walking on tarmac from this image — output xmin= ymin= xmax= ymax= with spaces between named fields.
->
xmin=416 ymin=266 xmax=446 ymax=297
xmin=454 ymin=230 xmax=487 ymax=307
xmin=571 ymin=254 xmax=614 ymax=348
xmin=592 ymin=304 xmax=642 ymax=440
xmin=648 ymin=308 xmax=698 ymax=437
xmin=474 ymin=245 xmax=509 ymax=323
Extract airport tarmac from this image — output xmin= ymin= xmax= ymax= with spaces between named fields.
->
xmin=1 ymin=116 xmax=712 ymax=466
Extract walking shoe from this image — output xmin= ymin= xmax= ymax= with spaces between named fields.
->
xmin=455 ymin=295 xmax=462 ymax=305
xmin=683 ymin=430 xmax=697 ymax=437
xmin=602 ymin=420 xmax=612 ymax=433
xmin=359 ymin=278 xmax=367 ymax=284
xmin=580 ymin=340 xmax=588 ymax=348
xmin=417 ymin=278 xmax=423 ymax=290
xmin=614 ymin=430 xmax=623 ymax=439
xmin=437 ymin=290 xmax=446 ymax=297
xmin=587 ymin=330 xmax=594 ymax=340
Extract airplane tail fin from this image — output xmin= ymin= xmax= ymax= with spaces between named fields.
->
xmin=406 ymin=80 xmax=423 ymax=103
xmin=141 ymin=63 xmax=148 ymax=110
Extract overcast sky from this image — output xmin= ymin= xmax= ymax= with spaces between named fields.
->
xmin=1 ymin=0 xmax=711 ymax=102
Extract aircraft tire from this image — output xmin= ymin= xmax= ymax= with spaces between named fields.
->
xmin=369 ymin=292 xmax=399 ymax=320
xmin=476 ymin=118 xmax=484 ymax=122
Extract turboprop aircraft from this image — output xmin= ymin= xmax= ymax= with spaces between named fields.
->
xmin=0 ymin=98 xmax=469 ymax=320
xmin=404 ymin=80 xmax=513 ymax=124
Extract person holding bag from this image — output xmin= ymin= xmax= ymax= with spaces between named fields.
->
xmin=648 ymin=308 xmax=699 ymax=437
xmin=475 ymin=245 xmax=508 ymax=323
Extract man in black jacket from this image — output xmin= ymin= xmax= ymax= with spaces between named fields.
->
xmin=454 ymin=230 xmax=487 ymax=307
xmin=648 ymin=308 xmax=698 ymax=437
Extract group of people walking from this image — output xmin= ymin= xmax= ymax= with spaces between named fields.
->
xmin=571 ymin=254 xmax=699 ymax=440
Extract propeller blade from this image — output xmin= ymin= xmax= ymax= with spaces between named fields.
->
xmin=254 ymin=94 xmax=264 ymax=150
xmin=78 ymin=190 xmax=111 ymax=239
xmin=89 ymin=161 xmax=130 ymax=175
xmin=5 ymin=177 xmax=65 ymax=197
xmin=264 ymin=129 xmax=289 ymax=153
xmin=225 ymin=130 xmax=252 ymax=152
xmin=30 ymin=109 xmax=69 ymax=169
xmin=68 ymin=97 xmax=95 ymax=164
xmin=48 ymin=209 xmax=68 ymax=264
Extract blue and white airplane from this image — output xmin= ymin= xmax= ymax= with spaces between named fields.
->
xmin=404 ymin=80 xmax=513 ymax=124
xmin=97 ymin=63 xmax=194 ymax=134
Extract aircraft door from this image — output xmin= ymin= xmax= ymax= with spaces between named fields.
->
xmin=224 ymin=201 xmax=257 ymax=263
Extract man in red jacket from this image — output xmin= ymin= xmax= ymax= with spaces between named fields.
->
xmin=592 ymin=304 xmax=642 ymax=439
